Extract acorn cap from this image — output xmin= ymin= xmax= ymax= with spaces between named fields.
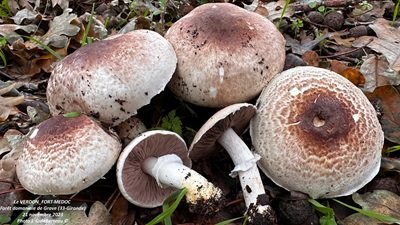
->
xmin=165 ymin=3 xmax=286 ymax=108
xmin=16 ymin=114 xmax=121 ymax=195
xmin=189 ymin=103 xmax=256 ymax=161
xmin=250 ymin=66 xmax=384 ymax=199
xmin=116 ymin=130 xmax=191 ymax=208
xmin=47 ymin=30 xmax=177 ymax=126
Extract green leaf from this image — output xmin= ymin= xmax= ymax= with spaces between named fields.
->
xmin=160 ymin=110 xmax=183 ymax=136
xmin=80 ymin=3 xmax=95 ymax=47
xmin=63 ymin=112 xmax=81 ymax=118
xmin=215 ymin=216 xmax=244 ymax=225
xmin=146 ymin=188 xmax=187 ymax=225
xmin=308 ymin=1 xmax=318 ymax=9
xmin=0 ymin=215 xmax=11 ymax=223
xmin=308 ymin=199 xmax=337 ymax=225
xmin=23 ymin=36 xmax=63 ymax=60
xmin=0 ymin=49 xmax=7 ymax=68
xmin=333 ymin=199 xmax=400 ymax=224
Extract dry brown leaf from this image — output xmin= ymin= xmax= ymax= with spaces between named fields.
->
xmin=353 ymin=190 xmax=400 ymax=219
xmin=0 ymin=24 xmax=37 ymax=43
xmin=329 ymin=60 xmax=365 ymax=86
xmin=366 ymin=85 xmax=400 ymax=144
xmin=10 ymin=8 xmax=39 ymax=25
xmin=111 ymin=196 xmax=136 ymax=225
xmin=0 ymin=83 xmax=24 ymax=122
xmin=330 ymin=33 xmax=355 ymax=48
xmin=343 ymin=190 xmax=400 ymax=225
xmin=353 ymin=18 xmax=400 ymax=72
xmin=360 ymin=55 xmax=400 ymax=93
xmin=29 ymin=8 xmax=80 ymax=49
xmin=302 ymin=51 xmax=320 ymax=67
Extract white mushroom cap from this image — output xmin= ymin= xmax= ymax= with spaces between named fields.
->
xmin=47 ymin=29 xmax=177 ymax=126
xmin=250 ymin=66 xmax=384 ymax=199
xmin=16 ymin=114 xmax=121 ymax=195
xmin=165 ymin=3 xmax=286 ymax=108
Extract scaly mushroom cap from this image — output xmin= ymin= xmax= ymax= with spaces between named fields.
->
xmin=250 ymin=66 xmax=384 ymax=199
xmin=116 ymin=130 xmax=191 ymax=208
xmin=16 ymin=114 xmax=121 ymax=195
xmin=47 ymin=29 xmax=177 ymax=126
xmin=165 ymin=3 xmax=285 ymax=108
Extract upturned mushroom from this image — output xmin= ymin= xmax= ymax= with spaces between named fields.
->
xmin=47 ymin=29 xmax=177 ymax=126
xmin=250 ymin=66 xmax=384 ymax=199
xmin=116 ymin=130 xmax=224 ymax=215
xmin=189 ymin=103 xmax=277 ymax=224
xmin=16 ymin=113 xmax=121 ymax=195
xmin=165 ymin=3 xmax=285 ymax=108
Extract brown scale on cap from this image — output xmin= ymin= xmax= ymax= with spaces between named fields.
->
xmin=47 ymin=30 xmax=177 ymax=126
xmin=165 ymin=3 xmax=286 ymax=108
xmin=16 ymin=114 xmax=121 ymax=195
xmin=250 ymin=66 xmax=384 ymax=199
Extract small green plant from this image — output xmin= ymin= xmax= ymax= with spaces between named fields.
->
xmin=291 ymin=18 xmax=304 ymax=34
xmin=393 ymin=0 xmax=400 ymax=25
xmin=384 ymin=145 xmax=400 ymax=154
xmin=80 ymin=4 xmax=95 ymax=47
xmin=359 ymin=1 xmax=373 ymax=11
xmin=0 ymin=215 xmax=11 ymax=224
xmin=278 ymin=0 xmax=291 ymax=28
xmin=160 ymin=110 xmax=183 ymax=136
xmin=308 ymin=199 xmax=337 ymax=225
xmin=333 ymin=199 xmax=400 ymax=223
xmin=0 ymin=36 xmax=7 ymax=68
xmin=146 ymin=188 xmax=187 ymax=225
xmin=0 ymin=0 xmax=11 ymax=20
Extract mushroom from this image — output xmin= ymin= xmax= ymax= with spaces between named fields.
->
xmin=16 ymin=114 xmax=121 ymax=195
xmin=250 ymin=66 xmax=384 ymax=199
xmin=114 ymin=116 xmax=147 ymax=147
xmin=116 ymin=130 xmax=224 ymax=215
xmin=189 ymin=103 xmax=277 ymax=224
xmin=165 ymin=3 xmax=286 ymax=108
xmin=47 ymin=29 xmax=177 ymax=126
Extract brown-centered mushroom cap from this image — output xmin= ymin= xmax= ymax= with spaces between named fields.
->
xmin=116 ymin=130 xmax=191 ymax=208
xmin=250 ymin=66 xmax=384 ymax=199
xmin=16 ymin=114 xmax=121 ymax=195
xmin=189 ymin=103 xmax=256 ymax=161
xmin=165 ymin=3 xmax=286 ymax=108
xmin=47 ymin=29 xmax=177 ymax=126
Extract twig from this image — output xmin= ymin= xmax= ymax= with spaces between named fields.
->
xmin=0 ymin=187 xmax=25 ymax=195
xmin=319 ymin=38 xmax=373 ymax=59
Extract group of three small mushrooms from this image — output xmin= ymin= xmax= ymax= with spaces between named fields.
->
xmin=2 ymin=2 xmax=384 ymax=225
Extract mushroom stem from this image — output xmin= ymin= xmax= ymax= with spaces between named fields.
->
xmin=218 ymin=128 xmax=264 ymax=207
xmin=218 ymin=128 xmax=277 ymax=224
xmin=142 ymin=154 xmax=224 ymax=215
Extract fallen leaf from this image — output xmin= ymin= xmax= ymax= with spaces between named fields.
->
xmin=348 ymin=1 xmax=387 ymax=22
xmin=342 ymin=213 xmax=384 ymax=225
xmin=330 ymin=59 xmax=348 ymax=74
xmin=51 ymin=0 xmax=69 ymax=10
xmin=330 ymin=33 xmax=355 ymax=48
xmin=30 ymin=8 xmax=80 ymax=48
xmin=0 ymin=24 xmax=37 ymax=43
xmin=265 ymin=0 xmax=294 ymax=22
xmin=360 ymin=55 xmax=400 ymax=92
xmin=353 ymin=18 xmax=400 ymax=72
xmin=329 ymin=60 xmax=365 ymax=86
xmin=353 ymin=190 xmax=400 ymax=219
xmin=10 ymin=8 xmax=39 ymax=25
xmin=111 ymin=196 xmax=136 ymax=225
xmin=0 ymin=83 xmax=24 ymax=122
xmin=302 ymin=50 xmax=320 ymax=67
xmin=366 ymin=85 xmax=400 ymax=144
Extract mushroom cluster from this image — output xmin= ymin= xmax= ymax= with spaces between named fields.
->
xmin=47 ymin=29 xmax=177 ymax=126
xmin=16 ymin=114 xmax=121 ymax=195
xmin=250 ymin=66 xmax=384 ymax=199
xmin=165 ymin=3 xmax=286 ymax=108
